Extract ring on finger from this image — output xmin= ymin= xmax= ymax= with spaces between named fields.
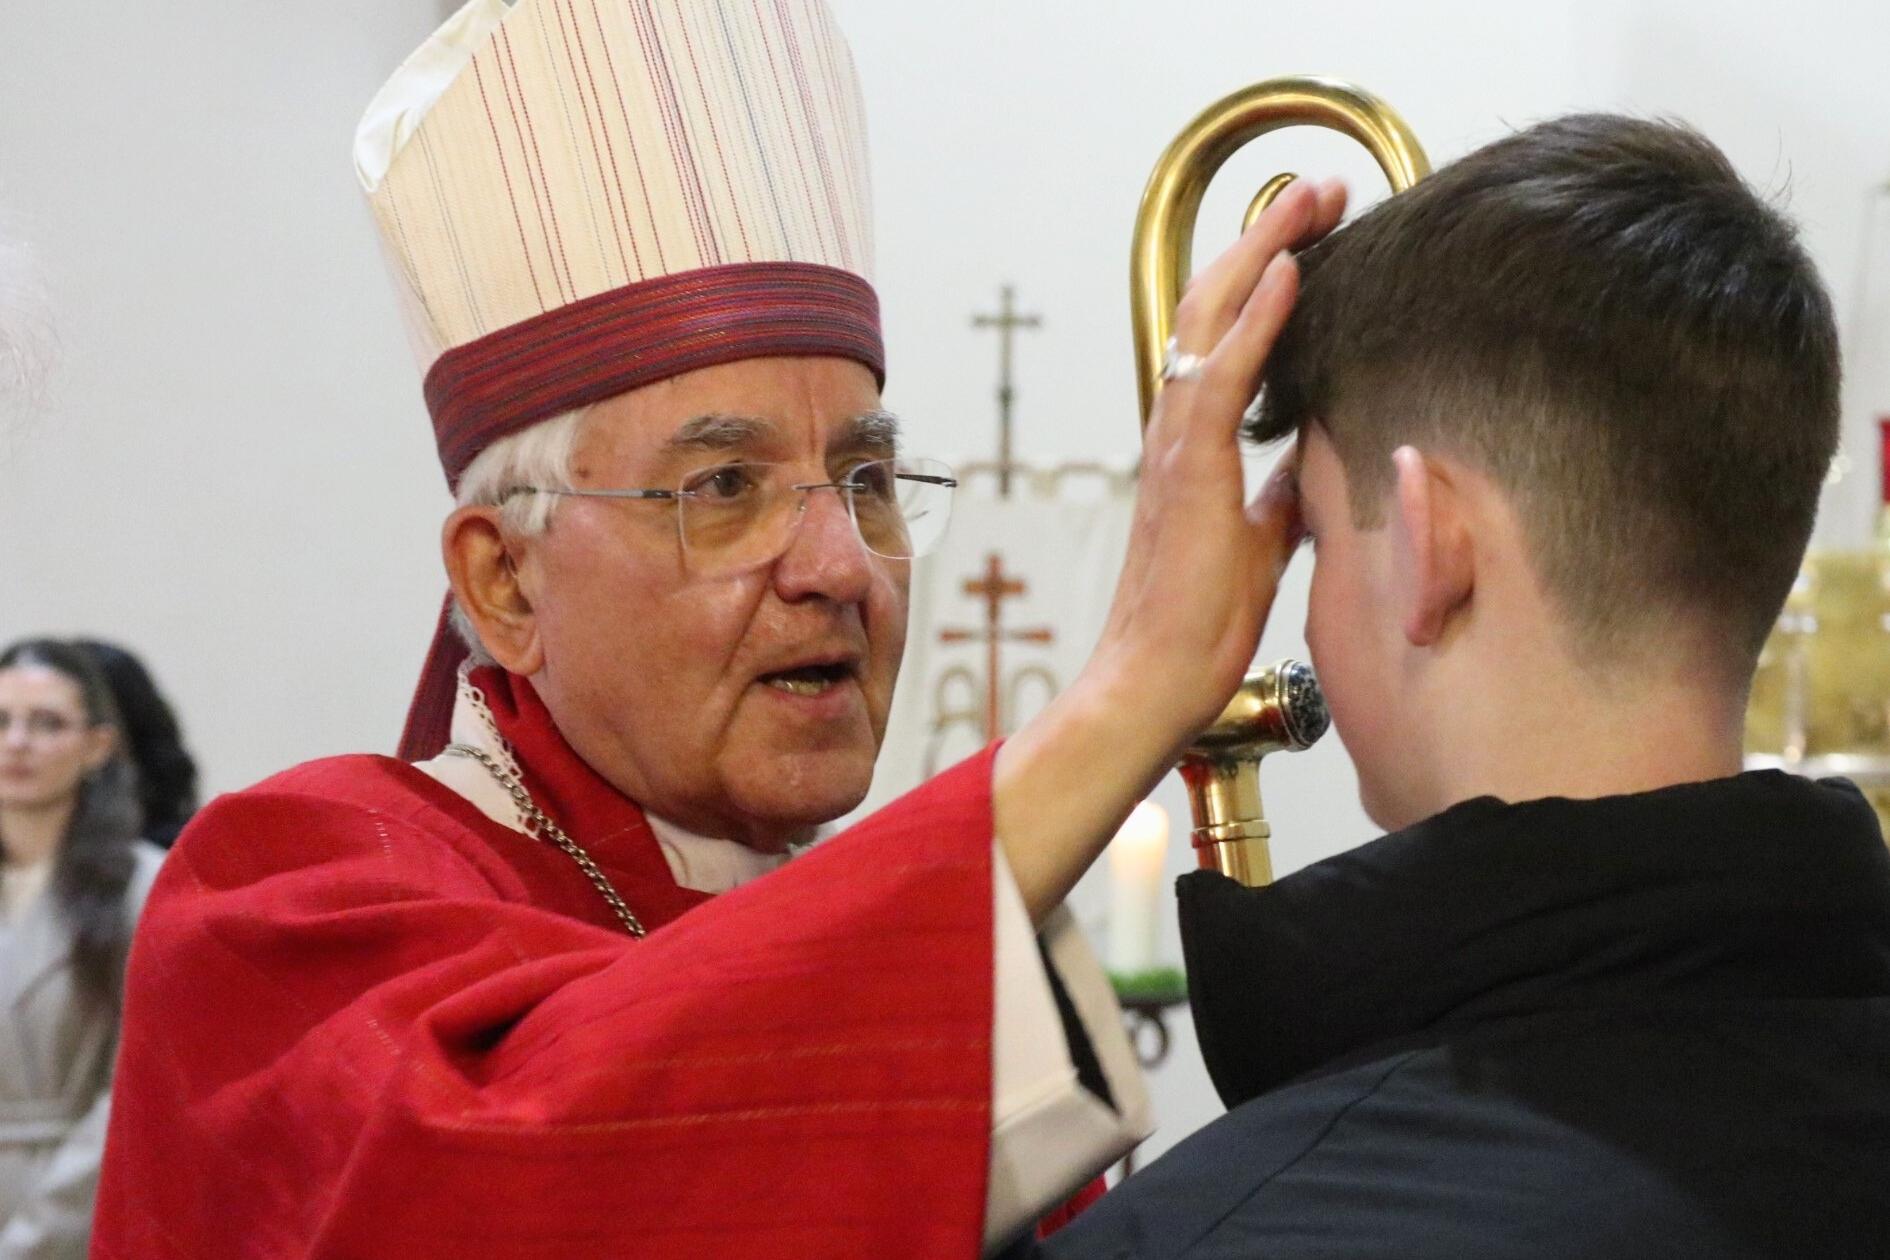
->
xmin=1161 ymin=336 xmax=1209 ymax=384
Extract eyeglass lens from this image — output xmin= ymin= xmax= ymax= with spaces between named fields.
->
xmin=676 ymin=458 xmax=953 ymax=575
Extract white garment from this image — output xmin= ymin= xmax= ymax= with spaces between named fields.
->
xmin=0 ymin=863 xmax=50 ymax=925
xmin=0 ymin=842 xmax=163 ymax=1259
xmin=417 ymin=677 xmax=1150 ymax=1251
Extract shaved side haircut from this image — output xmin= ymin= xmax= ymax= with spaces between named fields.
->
xmin=1251 ymin=115 xmax=1840 ymax=674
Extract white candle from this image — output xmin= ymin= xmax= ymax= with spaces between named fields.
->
xmin=1107 ymin=800 xmax=1170 ymax=974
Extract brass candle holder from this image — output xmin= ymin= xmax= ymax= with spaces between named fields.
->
xmin=1745 ymin=546 xmax=1890 ymax=840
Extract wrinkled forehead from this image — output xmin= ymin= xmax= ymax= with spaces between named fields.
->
xmin=571 ymin=358 xmax=897 ymax=478
xmin=654 ymin=409 xmax=901 ymax=460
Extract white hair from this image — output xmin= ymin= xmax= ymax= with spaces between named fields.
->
xmin=0 ymin=228 xmax=54 ymax=422
xmin=447 ymin=407 xmax=587 ymax=659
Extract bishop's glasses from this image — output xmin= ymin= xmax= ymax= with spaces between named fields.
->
xmin=506 ymin=457 xmax=957 ymax=577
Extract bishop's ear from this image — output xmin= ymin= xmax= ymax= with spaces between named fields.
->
xmin=1391 ymin=445 xmax=1474 ymax=647
xmin=442 ymin=506 xmax=545 ymax=675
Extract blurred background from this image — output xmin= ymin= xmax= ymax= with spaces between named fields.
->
xmin=3 ymin=0 xmax=1887 ymax=1161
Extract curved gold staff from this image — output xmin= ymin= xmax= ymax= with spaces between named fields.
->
xmin=1130 ymin=75 xmax=1430 ymax=886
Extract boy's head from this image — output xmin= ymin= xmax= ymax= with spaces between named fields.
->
xmin=1250 ymin=115 xmax=1840 ymax=826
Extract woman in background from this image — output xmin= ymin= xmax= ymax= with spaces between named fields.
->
xmin=0 ymin=640 xmax=161 ymax=1259
xmin=74 ymin=643 xmax=198 ymax=849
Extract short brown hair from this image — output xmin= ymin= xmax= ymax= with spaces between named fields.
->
xmin=1249 ymin=115 xmax=1840 ymax=670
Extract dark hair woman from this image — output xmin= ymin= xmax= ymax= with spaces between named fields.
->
xmin=0 ymin=638 xmax=162 ymax=1254
xmin=74 ymin=641 xmax=199 ymax=849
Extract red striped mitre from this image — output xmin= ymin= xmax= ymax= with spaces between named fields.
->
xmin=356 ymin=0 xmax=882 ymax=488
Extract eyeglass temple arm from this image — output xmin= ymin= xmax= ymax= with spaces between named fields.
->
xmin=789 ymin=472 xmax=959 ymax=492
xmin=532 ymin=487 xmax=680 ymax=501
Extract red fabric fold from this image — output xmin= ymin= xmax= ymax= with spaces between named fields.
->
xmin=95 ymin=740 xmax=1002 ymax=1257
xmin=398 ymin=595 xmax=465 ymax=763
xmin=1038 ymin=1175 xmax=1110 ymax=1238
xmin=470 ymin=666 xmax=712 ymax=932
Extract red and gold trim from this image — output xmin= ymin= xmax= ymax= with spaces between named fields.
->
xmin=424 ymin=261 xmax=883 ymax=488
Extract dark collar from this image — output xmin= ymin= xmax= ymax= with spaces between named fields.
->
xmin=1181 ymin=771 xmax=1890 ymax=1108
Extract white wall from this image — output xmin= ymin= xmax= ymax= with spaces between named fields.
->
xmin=1 ymin=1 xmax=452 ymax=789
xmin=4 ymin=0 xmax=1888 ymax=1165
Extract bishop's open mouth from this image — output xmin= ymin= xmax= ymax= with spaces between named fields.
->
xmin=758 ymin=661 xmax=857 ymax=696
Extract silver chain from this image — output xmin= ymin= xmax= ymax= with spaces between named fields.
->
xmin=443 ymin=741 xmax=647 ymax=939
xmin=459 ymin=675 xmax=524 ymax=783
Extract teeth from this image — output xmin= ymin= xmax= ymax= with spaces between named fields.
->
xmin=767 ymin=675 xmax=835 ymax=696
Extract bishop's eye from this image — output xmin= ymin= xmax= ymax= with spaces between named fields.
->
xmin=841 ymin=459 xmax=897 ymax=501
xmin=685 ymin=463 xmax=765 ymax=503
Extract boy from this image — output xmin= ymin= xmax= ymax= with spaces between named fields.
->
xmin=1044 ymin=115 xmax=1890 ymax=1259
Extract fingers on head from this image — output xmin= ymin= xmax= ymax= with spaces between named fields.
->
xmin=1254 ymin=178 xmax=1319 ymax=249
xmin=1155 ymin=251 xmax=1297 ymax=455
xmin=1156 ymin=180 xmax=1324 ymax=450
xmin=1173 ymin=258 xmax=1252 ymax=350
xmin=1304 ymin=179 xmax=1349 ymax=246
xmin=1174 ymin=180 xmax=1318 ymax=343
xmin=1204 ymin=253 xmax=1298 ymax=396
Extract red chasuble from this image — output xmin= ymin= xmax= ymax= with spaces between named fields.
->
xmin=93 ymin=673 xmax=997 ymax=1258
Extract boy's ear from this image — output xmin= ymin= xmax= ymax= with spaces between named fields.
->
xmin=1391 ymin=446 xmax=1474 ymax=647
xmin=443 ymin=505 xmax=545 ymax=675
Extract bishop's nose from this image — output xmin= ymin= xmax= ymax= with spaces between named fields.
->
xmin=772 ymin=487 xmax=874 ymax=604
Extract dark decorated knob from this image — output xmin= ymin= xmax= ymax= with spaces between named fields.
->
xmin=1189 ymin=658 xmax=1329 ymax=759
xmin=1274 ymin=659 xmax=1330 ymax=751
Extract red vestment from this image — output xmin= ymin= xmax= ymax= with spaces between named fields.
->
xmin=93 ymin=673 xmax=1003 ymax=1258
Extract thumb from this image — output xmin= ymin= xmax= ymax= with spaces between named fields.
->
xmin=1247 ymin=446 xmax=1305 ymax=582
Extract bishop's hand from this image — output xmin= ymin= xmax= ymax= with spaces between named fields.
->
xmin=993 ymin=176 xmax=1347 ymax=923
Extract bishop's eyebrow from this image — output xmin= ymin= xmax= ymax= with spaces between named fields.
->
xmin=841 ymin=408 xmax=901 ymax=454
xmin=665 ymin=413 xmax=773 ymax=452
xmin=662 ymin=409 xmax=902 ymax=455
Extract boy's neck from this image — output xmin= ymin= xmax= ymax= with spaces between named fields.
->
xmin=1416 ymin=658 xmax=1747 ymax=822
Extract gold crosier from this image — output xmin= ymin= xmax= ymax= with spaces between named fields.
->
xmin=1130 ymin=76 xmax=1431 ymax=886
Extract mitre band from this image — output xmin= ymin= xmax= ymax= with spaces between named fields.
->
xmin=426 ymin=261 xmax=881 ymax=488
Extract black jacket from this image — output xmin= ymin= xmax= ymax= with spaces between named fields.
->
xmin=1041 ymin=772 xmax=1890 ymax=1258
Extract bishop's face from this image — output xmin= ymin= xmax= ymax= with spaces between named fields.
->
xmin=516 ymin=356 xmax=909 ymax=851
